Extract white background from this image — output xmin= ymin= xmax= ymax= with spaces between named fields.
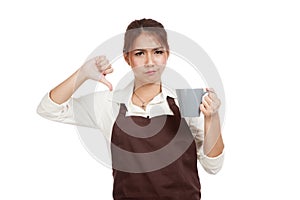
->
xmin=1 ymin=0 xmax=299 ymax=199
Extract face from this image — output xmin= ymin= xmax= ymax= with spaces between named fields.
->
xmin=124 ymin=32 xmax=169 ymax=86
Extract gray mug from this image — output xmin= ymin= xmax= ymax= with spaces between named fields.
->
xmin=176 ymin=88 xmax=207 ymax=117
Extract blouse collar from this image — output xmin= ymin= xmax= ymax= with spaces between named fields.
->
xmin=108 ymin=81 xmax=177 ymax=105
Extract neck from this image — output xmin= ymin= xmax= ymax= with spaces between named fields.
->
xmin=132 ymin=81 xmax=162 ymax=109
xmin=134 ymin=81 xmax=161 ymax=96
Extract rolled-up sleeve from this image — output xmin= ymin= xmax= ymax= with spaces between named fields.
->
xmin=37 ymin=92 xmax=100 ymax=128
xmin=185 ymin=116 xmax=224 ymax=174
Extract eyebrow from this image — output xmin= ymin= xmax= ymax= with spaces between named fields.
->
xmin=131 ymin=47 xmax=165 ymax=52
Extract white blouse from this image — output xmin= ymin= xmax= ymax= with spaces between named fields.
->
xmin=37 ymin=81 xmax=224 ymax=174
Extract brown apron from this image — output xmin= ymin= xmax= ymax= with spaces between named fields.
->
xmin=111 ymin=97 xmax=201 ymax=200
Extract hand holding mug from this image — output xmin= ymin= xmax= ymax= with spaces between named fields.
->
xmin=200 ymin=88 xmax=221 ymax=117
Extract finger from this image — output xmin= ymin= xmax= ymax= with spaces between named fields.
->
xmin=95 ymin=55 xmax=106 ymax=62
xmin=206 ymin=88 xmax=215 ymax=93
xmin=103 ymin=64 xmax=112 ymax=71
xmin=97 ymin=61 xmax=111 ymax=72
xmin=95 ymin=56 xmax=101 ymax=65
xmin=103 ymin=67 xmax=113 ymax=75
xmin=99 ymin=59 xmax=109 ymax=67
xmin=95 ymin=58 xmax=107 ymax=66
xmin=99 ymin=76 xmax=113 ymax=91
xmin=95 ymin=56 xmax=108 ymax=67
xmin=200 ymin=104 xmax=207 ymax=115
xmin=202 ymin=99 xmax=210 ymax=108
xmin=204 ymin=95 xmax=213 ymax=105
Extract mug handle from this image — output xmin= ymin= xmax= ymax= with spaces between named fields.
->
xmin=201 ymin=89 xmax=209 ymax=103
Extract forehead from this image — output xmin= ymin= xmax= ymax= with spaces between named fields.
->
xmin=131 ymin=32 xmax=162 ymax=50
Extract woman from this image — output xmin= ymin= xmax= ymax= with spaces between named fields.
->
xmin=37 ymin=18 xmax=224 ymax=200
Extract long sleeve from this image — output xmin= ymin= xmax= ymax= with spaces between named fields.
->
xmin=185 ymin=116 xmax=224 ymax=174
xmin=37 ymin=92 xmax=105 ymax=129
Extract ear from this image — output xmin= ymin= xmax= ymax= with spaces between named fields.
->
xmin=123 ymin=53 xmax=130 ymax=66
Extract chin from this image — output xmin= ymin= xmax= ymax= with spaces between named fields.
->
xmin=139 ymin=77 xmax=160 ymax=85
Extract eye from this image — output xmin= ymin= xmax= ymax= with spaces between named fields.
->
xmin=134 ymin=51 xmax=144 ymax=56
xmin=154 ymin=50 xmax=164 ymax=54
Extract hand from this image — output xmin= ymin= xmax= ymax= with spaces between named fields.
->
xmin=79 ymin=55 xmax=113 ymax=90
xmin=200 ymin=88 xmax=221 ymax=117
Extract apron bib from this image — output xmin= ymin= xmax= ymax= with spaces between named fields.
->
xmin=111 ymin=97 xmax=201 ymax=200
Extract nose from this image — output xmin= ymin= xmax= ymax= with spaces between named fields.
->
xmin=145 ymin=52 xmax=154 ymax=67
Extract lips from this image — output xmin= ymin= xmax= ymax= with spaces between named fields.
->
xmin=145 ymin=70 xmax=156 ymax=75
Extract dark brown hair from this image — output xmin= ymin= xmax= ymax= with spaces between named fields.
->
xmin=123 ymin=18 xmax=169 ymax=53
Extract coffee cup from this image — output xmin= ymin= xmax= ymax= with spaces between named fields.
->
xmin=175 ymin=88 xmax=207 ymax=117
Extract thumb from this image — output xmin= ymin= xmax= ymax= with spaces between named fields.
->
xmin=206 ymin=87 xmax=215 ymax=93
xmin=99 ymin=75 xmax=113 ymax=91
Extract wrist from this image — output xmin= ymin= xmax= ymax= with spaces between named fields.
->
xmin=205 ymin=112 xmax=219 ymax=121
xmin=77 ymin=67 xmax=89 ymax=82
xmin=75 ymin=69 xmax=88 ymax=86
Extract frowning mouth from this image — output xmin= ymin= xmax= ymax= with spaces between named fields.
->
xmin=145 ymin=70 xmax=157 ymax=75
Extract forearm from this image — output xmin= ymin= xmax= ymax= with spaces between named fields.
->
xmin=50 ymin=69 xmax=86 ymax=104
xmin=204 ymin=113 xmax=224 ymax=157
